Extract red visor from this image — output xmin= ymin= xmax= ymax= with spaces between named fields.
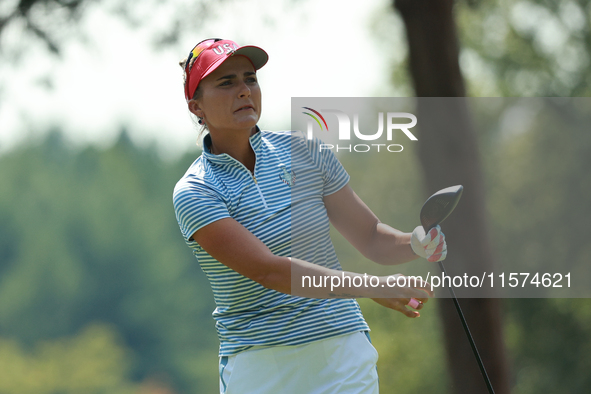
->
xmin=183 ymin=38 xmax=268 ymax=101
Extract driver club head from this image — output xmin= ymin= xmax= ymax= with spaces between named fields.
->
xmin=420 ymin=185 xmax=464 ymax=232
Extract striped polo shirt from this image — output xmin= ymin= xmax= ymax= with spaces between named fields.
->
xmin=173 ymin=128 xmax=369 ymax=356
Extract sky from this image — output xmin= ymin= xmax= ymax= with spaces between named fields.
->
xmin=0 ymin=0 xmax=407 ymax=159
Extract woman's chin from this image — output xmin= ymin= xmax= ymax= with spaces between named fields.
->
xmin=233 ymin=114 xmax=260 ymax=129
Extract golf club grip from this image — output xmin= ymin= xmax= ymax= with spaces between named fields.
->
xmin=438 ymin=261 xmax=496 ymax=394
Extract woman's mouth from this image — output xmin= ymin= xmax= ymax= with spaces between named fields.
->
xmin=235 ymin=106 xmax=254 ymax=113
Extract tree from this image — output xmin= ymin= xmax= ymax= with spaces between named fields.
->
xmin=0 ymin=132 xmax=220 ymax=392
xmin=0 ymin=323 xmax=140 ymax=394
xmin=457 ymin=0 xmax=591 ymax=97
xmin=393 ymin=1 xmax=511 ymax=393
xmin=0 ymin=0 xmax=225 ymax=56
xmin=0 ymin=0 xmax=88 ymax=54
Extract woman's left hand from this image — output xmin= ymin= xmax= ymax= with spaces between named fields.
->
xmin=411 ymin=225 xmax=447 ymax=262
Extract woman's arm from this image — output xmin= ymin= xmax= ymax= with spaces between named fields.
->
xmin=192 ymin=217 xmax=432 ymax=316
xmin=323 ymin=184 xmax=418 ymax=265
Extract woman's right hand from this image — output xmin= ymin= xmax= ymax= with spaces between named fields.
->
xmin=370 ymin=274 xmax=434 ymax=318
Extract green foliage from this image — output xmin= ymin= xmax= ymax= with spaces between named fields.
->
xmin=0 ymin=131 xmax=218 ymax=392
xmin=359 ymin=298 xmax=450 ymax=393
xmin=0 ymin=323 xmax=139 ymax=394
xmin=374 ymin=0 xmax=591 ymax=97
xmin=503 ymin=298 xmax=591 ymax=394
xmin=480 ymin=98 xmax=591 ymax=393
xmin=456 ymin=0 xmax=591 ymax=96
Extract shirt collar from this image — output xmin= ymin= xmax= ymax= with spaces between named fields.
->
xmin=201 ymin=126 xmax=262 ymax=166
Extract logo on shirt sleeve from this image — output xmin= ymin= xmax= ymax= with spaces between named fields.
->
xmin=279 ymin=166 xmax=296 ymax=187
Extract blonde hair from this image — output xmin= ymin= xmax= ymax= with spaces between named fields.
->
xmin=179 ymin=57 xmax=207 ymax=138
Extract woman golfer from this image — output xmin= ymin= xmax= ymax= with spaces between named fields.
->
xmin=173 ymin=38 xmax=446 ymax=394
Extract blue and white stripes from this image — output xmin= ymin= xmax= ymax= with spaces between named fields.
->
xmin=173 ymin=129 xmax=369 ymax=356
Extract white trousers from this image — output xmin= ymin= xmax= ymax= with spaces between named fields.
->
xmin=219 ymin=331 xmax=379 ymax=394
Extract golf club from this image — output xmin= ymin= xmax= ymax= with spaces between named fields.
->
xmin=420 ymin=185 xmax=495 ymax=394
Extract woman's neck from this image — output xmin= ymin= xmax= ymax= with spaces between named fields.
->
xmin=208 ymin=126 xmax=258 ymax=172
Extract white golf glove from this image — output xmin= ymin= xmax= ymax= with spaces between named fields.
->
xmin=411 ymin=225 xmax=447 ymax=262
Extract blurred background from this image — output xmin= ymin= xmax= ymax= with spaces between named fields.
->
xmin=1 ymin=0 xmax=590 ymax=393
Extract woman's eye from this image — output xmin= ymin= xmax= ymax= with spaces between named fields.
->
xmin=219 ymin=81 xmax=232 ymax=86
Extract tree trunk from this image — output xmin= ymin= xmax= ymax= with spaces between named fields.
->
xmin=394 ymin=1 xmax=511 ymax=393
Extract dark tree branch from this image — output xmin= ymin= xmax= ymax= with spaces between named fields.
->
xmin=25 ymin=17 xmax=60 ymax=54
xmin=1 ymin=0 xmax=88 ymax=54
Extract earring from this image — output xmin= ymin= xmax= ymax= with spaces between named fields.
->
xmin=198 ymin=118 xmax=204 ymax=125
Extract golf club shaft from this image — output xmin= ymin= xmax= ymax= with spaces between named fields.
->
xmin=438 ymin=261 xmax=495 ymax=394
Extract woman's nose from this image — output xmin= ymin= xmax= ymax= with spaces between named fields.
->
xmin=237 ymin=81 xmax=251 ymax=98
